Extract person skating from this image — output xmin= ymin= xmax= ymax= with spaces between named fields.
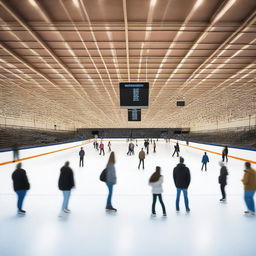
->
xmin=58 ymin=161 xmax=75 ymax=216
xmin=241 ymin=162 xmax=256 ymax=216
xmin=12 ymin=163 xmax=30 ymax=215
xmin=12 ymin=143 xmax=20 ymax=162
xmin=222 ymin=146 xmax=228 ymax=162
xmin=99 ymin=141 xmax=105 ymax=156
xmin=172 ymin=142 xmax=180 ymax=157
xmin=105 ymin=152 xmax=117 ymax=211
xmin=218 ymin=162 xmax=228 ymax=202
xmin=201 ymin=152 xmax=209 ymax=171
xmin=108 ymin=141 xmax=111 ymax=152
xmin=153 ymin=141 xmax=156 ymax=153
xmin=95 ymin=141 xmax=99 ymax=151
xmin=127 ymin=142 xmax=134 ymax=155
xmin=79 ymin=147 xmax=85 ymax=167
xmin=138 ymin=148 xmax=145 ymax=170
xmin=173 ymin=157 xmax=191 ymax=212
xmin=149 ymin=166 xmax=167 ymax=217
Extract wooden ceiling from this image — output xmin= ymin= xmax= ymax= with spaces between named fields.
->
xmin=0 ymin=0 xmax=255 ymax=130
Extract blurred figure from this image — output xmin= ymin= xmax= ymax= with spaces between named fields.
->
xmin=127 ymin=142 xmax=134 ymax=155
xmin=201 ymin=152 xmax=209 ymax=171
xmin=12 ymin=143 xmax=20 ymax=162
xmin=108 ymin=141 xmax=111 ymax=152
xmin=99 ymin=141 xmax=105 ymax=156
xmin=149 ymin=166 xmax=166 ymax=217
xmin=222 ymin=146 xmax=228 ymax=162
xmin=153 ymin=141 xmax=156 ymax=153
xmin=173 ymin=157 xmax=191 ymax=212
xmin=58 ymin=161 xmax=75 ymax=216
xmin=136 ymin=139 xmax=138 ymax=147
xmin=105 ymin=152 xmax=117 ymax=211
xmin=93 ymin=141 xmax=96 ymax=149
xmin=79 ymin=147 xmax=85 ymax=167
xmin=172 ymin=142 xmax=180 ymax=157
xmin=138 ymin=148 xmax=145 ymax=170
xmin=242 ymin=162 xmax=256 ymax=215
xmin=186 ymin=139 xmax=189 ymax=146
xmin=218 ymin=162 xmax=228 ymax=202
xmin=12 ymin=163 xmax=30 ymax=214
xmin=95 ymin=141 xmax=99 ymax=151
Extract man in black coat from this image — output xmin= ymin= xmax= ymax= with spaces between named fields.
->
xmin=12 ymin=163 xmax=30 ymax=214
xmin=173 ymin=157 xmax=191 ymax=212
xmin=58 ymin=161 xmax=75 ymax=215
xmin=79 ymin=147 xmax=85 ymax=167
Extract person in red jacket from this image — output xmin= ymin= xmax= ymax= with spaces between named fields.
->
xmin=99 ymin=141 xmax=105 ymax=156
xmin=12 ymin=163 xmax=30 ymax=214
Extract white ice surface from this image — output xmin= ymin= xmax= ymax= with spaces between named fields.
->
xmin=0 ymin=139 xmax=255 ymax=256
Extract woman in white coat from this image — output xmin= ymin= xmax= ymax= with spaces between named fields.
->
xmin=149 ymin=166 xmax=167 ymax=217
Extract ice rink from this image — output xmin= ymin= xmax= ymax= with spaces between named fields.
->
xmin=0 ymin=139 xmax=256 ymax=256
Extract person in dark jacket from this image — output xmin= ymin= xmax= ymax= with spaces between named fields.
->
xmin=79 ymin=147 xmax=85 ymax=167
xmin=12 ymin=143 xmax=20 ymax=162
xmin=172 ymin=142 xmax=180 ymax=157
xmin=12 ymin=163 xmax=30 ymax=214
xmin=201 ymin=152 xmax=209 ymax=171
xmin=222 ymin=146 xmax=228 ymax=162
xmin=105 ymin=152 xmax=117 ymax=211
xmin=153 ymin=141 xmax=156 ymax=153
xmin=58 ymin=161 xmax=75 ymax=215
xmin=173 ymin=157 xmax=191 ymax=212
xmin=218 ymin=162 xmax=228 ymax=201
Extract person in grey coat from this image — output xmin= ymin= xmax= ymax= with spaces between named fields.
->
xmin=105 ymin=152 xmax=117 ymax=211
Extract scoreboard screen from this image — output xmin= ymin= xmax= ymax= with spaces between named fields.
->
xmin=120 ymin=82 xmax=149 ymax=108
xmin=128 ymin=109 xmax=141 ymax=121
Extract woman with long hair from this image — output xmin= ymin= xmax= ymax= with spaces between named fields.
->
xmin=105 ymin=152 xmax=117 ymax=211
xmin=149 ymin=166 xmax=166 ymax=217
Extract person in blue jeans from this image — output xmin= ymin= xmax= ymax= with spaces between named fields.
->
xmin=201 ymin=152 xmax=209 ymax=171
xmin=12 ymin=163 xmax=30 ymax=214
xmin=173 ymin=157 xmax=191 ymax=212
xmin=58 ymin=161 xmax=75 ymax=216
xmin=241 ymin=162 xmax=256 ymax=216
xmin=105 ymin=152 xmax=117 ymax=212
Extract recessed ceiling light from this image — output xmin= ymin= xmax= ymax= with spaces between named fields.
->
xmin=28 ymin=0 xmax=37 ymax=7
xmin=73 ymin=0 xmax=79 ymax=8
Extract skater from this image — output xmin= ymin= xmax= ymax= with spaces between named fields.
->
xmin=99 ymin=141 xmax=105 ymax=156
xmin=172 ymin=142 xmax=180 ymax=157
xmin=79 ymin=147 xmax=85 ymax=167
xmin=58 ymin=161 xmax=75 ymax=216
xmin=201 ymin=152 xmax=209 ymax=171
xmin=127 ymin=142 xmax=134 ymax=155
xmin=12 ymin=143 xmax=20 ymax=162
xmin=105 ymin=152 xmax=117 ymax=211
xmin=138 ymin=148 xmax=145 ymax=170
xmin=95 ymin=141 xmax=99 ymax=151
xmin=222 ymin=146 xmax=228 ymax=162
xmin=108 ymin=141 xmax=111 ymax=152
xmin=173 ymin=157 xmax=191 ymax=212
xmin=218 ymin=162 xmax=228 ymax=202
xmin=153 ymin=141 xmax=156 ymax=153
xmin=242 ymin=162 xmax=256 ymax=215
xmin=93 ymin=141 xmax=96 ymax=149
xmin=12 ymin=163 xmax=30 ymax=214
xmin=136 ymin=139 xmax=138 ymax=146
xmin=149 ymin=166 xmax=167 ymax=217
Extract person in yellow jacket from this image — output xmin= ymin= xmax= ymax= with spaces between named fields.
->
xmin=241 ymin=162 xmax=256 ymax=215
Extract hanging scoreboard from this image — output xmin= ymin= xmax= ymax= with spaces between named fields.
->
xmin=128 ymin=109 xmax=141 ymax=121
xmin=120 ymin=82 xmax=149 ymax=108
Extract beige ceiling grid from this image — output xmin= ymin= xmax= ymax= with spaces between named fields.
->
xmin=0 ymin=0 xmax=255 ymax=130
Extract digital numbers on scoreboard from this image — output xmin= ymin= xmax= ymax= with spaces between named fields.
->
xmin=128 ymin=109 xmax=141 ymax=121
xmin=120 ymin=82 xmax=149 ymax=108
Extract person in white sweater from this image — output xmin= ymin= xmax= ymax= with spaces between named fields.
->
xmin=149 ymin=166 xmax=167 ymax=217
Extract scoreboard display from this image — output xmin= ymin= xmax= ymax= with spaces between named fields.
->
xmin=120 ymin=82 xmax=149 ymax=108
xmin=128 ymin=109 xmax=141 ymax=121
